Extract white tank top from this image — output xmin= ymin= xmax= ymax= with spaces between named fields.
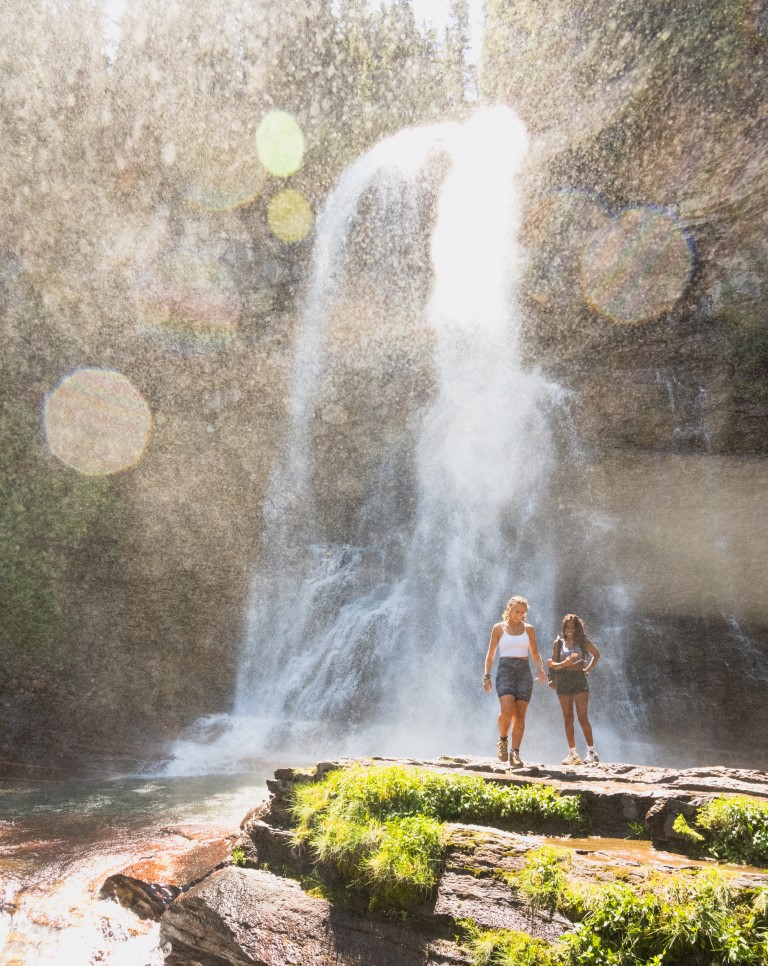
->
xmin=498 ymin=626 xmax=530 ymax=658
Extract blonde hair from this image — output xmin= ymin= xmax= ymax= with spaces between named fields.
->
xmin=502 ymin=596 xmax=529 ymax=623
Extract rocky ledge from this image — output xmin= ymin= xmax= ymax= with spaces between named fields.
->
xmin=102 ymin=756 xmax=768 ymax=966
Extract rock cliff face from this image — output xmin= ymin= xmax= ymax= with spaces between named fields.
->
xmin=3 ymin=2 xmax=766 ymax=777
xmin=139 ymin=757 xmax=768 ymax=966
xmin=482 ymin=0 xmax=768 ymax=455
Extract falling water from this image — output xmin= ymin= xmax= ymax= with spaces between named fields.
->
xmin=169 ymin=107 xmax=570 ymax=772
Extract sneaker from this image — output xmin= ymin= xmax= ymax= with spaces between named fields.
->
xmin=509 ymin=748 xmax=523 ymax=767
xmin=562 ymin=750 xmax=582 ymax=766
xmin=496 ymin=736 xmax=508 ymax=762
xmin=584 ymin=750 xmax=600 ymax=765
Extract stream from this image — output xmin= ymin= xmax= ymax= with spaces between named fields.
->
xmin=0 ymin=766 xmax=276 ymax=965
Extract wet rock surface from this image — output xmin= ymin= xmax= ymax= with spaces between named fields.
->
xmin=161 ymin=866 xmax=471 ymax=966
xmin=154 ymin=757 xmax=768 ymax=965
xmin=99 ymin=873 xmax=181 ymax=921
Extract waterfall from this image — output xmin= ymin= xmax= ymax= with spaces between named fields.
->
xmin=168 ymin=107 xmax=569 ymax=773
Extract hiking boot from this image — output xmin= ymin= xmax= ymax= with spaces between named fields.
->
xmin=509 ymin=748 xmax=523 ymax=767
xmin=562 ymin=750 xmax=582 ymax=766
xmin=496 ymin=736 xmax=508 ymax=762
xmin=584 ymin=750 xmax=600 ymax=765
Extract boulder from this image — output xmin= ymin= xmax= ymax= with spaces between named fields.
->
xmin=159 ymin=866 xmax=470 ymax=966
xmin=644 ymin=797 xmax=701 ymax=850
xmin=99 ymin=873 xmax=181 ymax=921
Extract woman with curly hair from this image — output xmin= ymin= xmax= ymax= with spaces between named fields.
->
xmin=483 ymin=596 xmax=547 ymax=767
xmin=548 ymin=613 xmax=601 ymax=765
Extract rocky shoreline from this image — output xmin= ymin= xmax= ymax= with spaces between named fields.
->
xmin=94 ymin=756 xmax=768 ymax=965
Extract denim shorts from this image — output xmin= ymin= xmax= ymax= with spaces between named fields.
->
xmin=495 ymin=657 xmax=533 ymax=702
xmin=556 ymin=669 xmax=589 ymax=696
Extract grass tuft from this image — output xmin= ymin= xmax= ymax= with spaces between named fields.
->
xmin=289 ymin=764 xmax=583 ymax=911
xmin=517 ymin=846 xmax=571 ymax=915
xmin=672 ymin=812 xmax=705 ymax=848
xmin=694 ymin=796 xmax=768 ymax=866
xmin=626 ymin=819 xmax=651 ymax=840
xmin=467 ymin=859 xmax=768 ymax=964
xmin=460 ymin=919 xmax=556 ymax=966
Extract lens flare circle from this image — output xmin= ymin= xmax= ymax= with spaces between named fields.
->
xmin=256 ymin=111 xmax=305 ymax=178
xmin=581 ymin=206 xmax=695 ymax=323
xmin=267 ymin=189 xmax=313 ymax=243
xmin=183 ymin=144 xmax=266 ymax=213
xmin=136 ymin=252 xmax=242 ymax=355
xmin=44 ymin=368 xmax=152 ymax=476
xmin=523 ymin=188 xmax=612 ymax=308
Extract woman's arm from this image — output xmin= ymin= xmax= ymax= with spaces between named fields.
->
xmin=483 ymin=625 xmax=501 ymax=693
xmin=526 ymin=625 xmax=547 ymax=684
xmin=548 ymin=637 xmax=583 ymax=670
xmin=584 ymin=641 xmax=601 ymax=674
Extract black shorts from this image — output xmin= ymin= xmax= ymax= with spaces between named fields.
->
xmin=556 ymin=670 xmax=589 ymax=696
xmin=495 ymin=658 xmax=533 ymax=702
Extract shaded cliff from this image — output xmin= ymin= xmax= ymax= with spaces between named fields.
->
xmin=482 ymin=0 xmax=768 ymax=453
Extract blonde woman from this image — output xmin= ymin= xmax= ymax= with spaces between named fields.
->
xmin=548 ymin=613 xmax=601 ymax=765
xmin=483 ymin=596 xmax=547 ymax=767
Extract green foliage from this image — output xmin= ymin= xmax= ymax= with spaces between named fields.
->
xmin=752 ymin=884 xmax=768 ymax=920
xmin=556 ymin=869 xmax=767 ymax=966
xmin=292 ymin=765 xmax=583 ymax=832
xmin=0 ymin=402 xmax=112 ymax=673
xmin=290 ymin=765 xmax=582 ymax=911
xmin=517 ymin=847 xmax=571 ymax=914
xmin=695 ymin=797 xmax=768 ymax=866
xmin=671 ymin=813 xmax=705 ymax=848
xmin=294 ymin=767 xmax=768 ymax=958
xmin=460 ymin=919 xmax=556 ymax=965
xmin=263 ymin=0 xmax=469 ymax=193
xmin=230 ymin=846 xmax=247 ymax=867
xmin=626 ymin=820 xmax=651 ymax=840
xmin=469 ymin=855 xmax=768 ymax=965
xmin=363 ymin=815 xmax=445 ymax=909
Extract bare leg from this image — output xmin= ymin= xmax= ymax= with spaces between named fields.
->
xmin=498 ymin=695 xmax=515 ymax=737
xmin=510 ymin=700 xmax=529 ymax=750
xmin=558 ymin=694 xmax=576 ymax=747
xmin=574 ymin=691 xmax=594 ymax=746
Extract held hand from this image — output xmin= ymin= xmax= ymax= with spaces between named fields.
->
xmin=536 ymin=668 xmax=547 ymax=684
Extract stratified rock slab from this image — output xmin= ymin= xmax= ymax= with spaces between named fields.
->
xmin=99 ymin=872 xmax=180 ymax=920
xmin=160 ymin=756 xmax=768 ymax=966
xmin=160 ymin=866 xmax=470 ymax=966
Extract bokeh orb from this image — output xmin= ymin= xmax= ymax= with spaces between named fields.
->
xmin=136 ymin=252 xmax=242 ymax=355
xmin=44 ymin=368 xmax=152 ymax=476
xmin=183 ymin=142 xmax=266 ymax=213
xmin=256 ymin=111 xmax=305 ymax=178
xmin=267 ymin=189 xmax=313 ymax=243
xmin=522 ymin=189 xmax=612 ymax=308
xmin=581 ymin=207 xmax=695 ymax=323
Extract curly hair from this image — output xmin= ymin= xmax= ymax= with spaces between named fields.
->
xmin=502 ymin=596 xmax=529 ymax=623
xmin=560 ymin=613 xmax=588 ymax=647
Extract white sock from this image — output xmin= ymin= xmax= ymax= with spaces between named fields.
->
xmin=588 ymin=746 xmax=595 ymax=753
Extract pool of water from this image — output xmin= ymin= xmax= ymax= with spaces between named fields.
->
xmin=0 ymin=766 xmax=278 ymax=965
